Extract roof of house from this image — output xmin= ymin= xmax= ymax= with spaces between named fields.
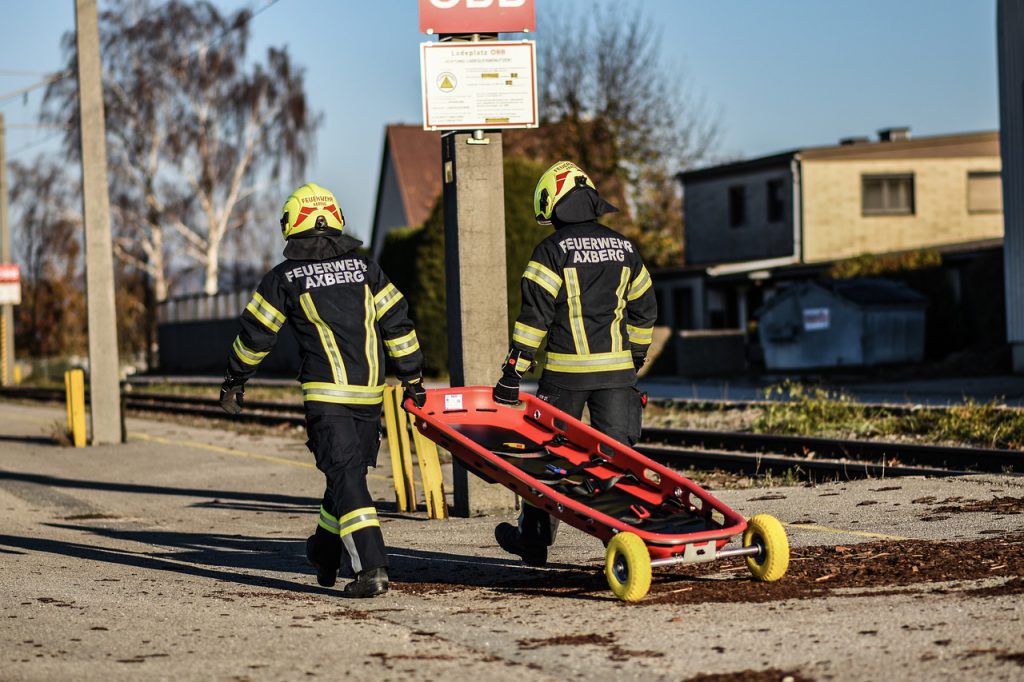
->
xmin=381 ymin=125 xmax=442 ymax=228
xmin=678 ymin=130 xmax=1000 ymax=183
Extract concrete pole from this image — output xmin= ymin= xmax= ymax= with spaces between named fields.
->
xmin=442 ymin=130 xmax=516 ymax=516
xmin=0 ymin=113 xmax=15 ymax=386
xmin=75 ymin=0 xmax=123 ymax=444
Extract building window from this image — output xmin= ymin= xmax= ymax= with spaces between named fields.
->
xmin=728 ymin=185 xmax=746 ymax=227
xmin=967 ymin=171 xmax=1002 ymax=214
xmin=862 ymin=174 xmax=915 ymax=216
xmin=766 ymin=179 xmax=785 ymax=223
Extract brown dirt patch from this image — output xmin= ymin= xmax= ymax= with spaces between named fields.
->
xmin=390 ymin=533 xmax=1024 ymax=606
xmin=960 ymin=648 xmax=1024 ymax=667
xmin=645 ymin=533 xmax=1024 ymax=606
xmin=516 ymin=632 xmax=664 ymax=662
xmin=517 ymin=633 xmax=616 ymax=649
xmin=931 ymin=496 xmax=1024 ymax=515
xmin=683 ymin=669 xmax=813 ymax=682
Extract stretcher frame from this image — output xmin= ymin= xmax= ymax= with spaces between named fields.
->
xmin=405 ymin=387 xmax=788 ymax=597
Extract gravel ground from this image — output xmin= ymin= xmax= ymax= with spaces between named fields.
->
xmin=1 ymin=400 xmax=1022 ymax=682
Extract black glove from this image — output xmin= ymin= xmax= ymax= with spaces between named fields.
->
xmin=633 ymin=353 xmax=646 ymax=372
xmin=493 ymin=348 xmax=533 ymax=405
xmin=220 ymin=375 xmax=245 ymax=415
xmin=402 ymin=376 xmax=427 ymax=409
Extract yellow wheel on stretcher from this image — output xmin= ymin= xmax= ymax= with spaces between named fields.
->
xmin=605 ymin=532 xmax=652 ymax=602
xmin=743 ymin=514 xmax=789 ymax=582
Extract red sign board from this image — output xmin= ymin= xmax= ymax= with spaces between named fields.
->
xmin=419 ymin=0 xmax=535 ymax=35
xmin=0 ymin=264 xmax=20 ymax=305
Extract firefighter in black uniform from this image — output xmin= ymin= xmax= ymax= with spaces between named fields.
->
xmin=492 ymin=161 xmax=658 ymax=567
xmin=219 ymin=182 xmax=425 ymax=597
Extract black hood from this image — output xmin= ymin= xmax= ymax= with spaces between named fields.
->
xmin=552 ymin=186 xmax=619 ymax=228
xmin=283 ymin=231 xmax=364 ymax=261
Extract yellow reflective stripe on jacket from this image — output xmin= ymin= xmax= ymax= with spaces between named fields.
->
xmin=384 ymin=330 xmax=420 ymax=358
xmin=301 ymin=382 xmax=385 ymax=405
xmin=523 ymin=260 xmax=562 ymax=298
xmin=628 ymin=324 xmax=654 ymax=345
xmin=318 ymin=505 xmax=340 ymax=534
xmin=564 ymin=268 xmax=590 ymax=355
xmin=337 ymin=507 xmax=380 ymax=538
xmin=610 ymin=267 xmax=630 ymax=353
xmin=373 ymin=283 xmax=404 ymax=320
xmin=512 ymin=321 xmax=546 ymax=349
xmin=299 ymin=293 xmax=347 ymax=384
xmin=627 ymin=266 xmax=652 ymax=301
xmin=245 ymin=292 xmax=285 ymax=332
xmin=232 ymin=336 xmax=268 ymax=366
xmin=363 ymin=286 xmax=379 ymax=385
xmin=545 ymin=350 xmax=634 ymax=373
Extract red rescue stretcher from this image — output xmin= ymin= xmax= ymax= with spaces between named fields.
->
xmin=406 ymin=387 xmax=789 ymax=602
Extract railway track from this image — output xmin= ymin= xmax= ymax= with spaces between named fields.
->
xmin=2 ymin=385 xmax=1019 ymax=480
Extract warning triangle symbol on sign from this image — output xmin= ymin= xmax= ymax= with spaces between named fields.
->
xmin=440 ymin=76 xmax=454 ymax=89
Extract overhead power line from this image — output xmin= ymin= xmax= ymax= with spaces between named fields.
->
xmin=0 ymin=72 xmax=71 ymax=105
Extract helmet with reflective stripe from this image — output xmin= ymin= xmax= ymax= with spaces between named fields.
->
xmin=280 ymin=182 xmax=345 ymax=240
xmin=533 ymin=161 xmax=597 ymax=225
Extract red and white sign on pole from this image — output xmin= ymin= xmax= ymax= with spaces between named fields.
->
xmin=0 ymin=264 xmax=20 ymax=305
xmin=419 ymin=0 xmax=536 ymax=35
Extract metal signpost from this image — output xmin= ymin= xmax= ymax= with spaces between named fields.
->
xmin=418 ymin=0 xmax=536 ymax=516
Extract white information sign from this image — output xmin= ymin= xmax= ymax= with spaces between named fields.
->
xmin=420 ymin=40 xmax=538 ymax=130
xmin=802 ymin=307 xmax=830 ymax=331
xmin=0 ymin=264 xmax=20 ymax=306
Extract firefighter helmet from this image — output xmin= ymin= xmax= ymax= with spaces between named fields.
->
xmin=280 ymin=182 xmax=345 ymax=240
xmin=533 ymin=161 xmax=597 ymax=225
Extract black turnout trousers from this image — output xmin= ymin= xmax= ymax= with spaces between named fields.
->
xmin=517 ymin=384 xmax=644 ymax=548
xmin=306 ymin=414 xmax=388 ymax=574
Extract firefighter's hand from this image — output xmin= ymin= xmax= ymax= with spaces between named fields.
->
xmin=632 ymin=353 xmax=646 ymax=372
xmin=493 ymin=377 xmax=520 ymax=405
xmin=220 ymin=380 xmax=245 ymax=415
xmin=402 ymin=377 xmax=427 ymax=409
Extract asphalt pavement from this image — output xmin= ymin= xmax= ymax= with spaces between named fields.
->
xmin=1 ymin=400 xmax=1022 ymax=681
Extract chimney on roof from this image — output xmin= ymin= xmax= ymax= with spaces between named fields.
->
xmin=878 ymin=126 xmax=911 ymax=142
xmin=839 ymin=136 xmax=871 ymax=146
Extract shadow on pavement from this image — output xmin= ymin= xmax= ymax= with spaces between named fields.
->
xmin=0 ymin=521 xmax=612 ymax=600
xmin=0 ymin=471 xmax=432 ymax=521
xmin=0 ymin=434 xmax=61 ymax=447
xmin=0 ymin=470 xmax=319 ymax=508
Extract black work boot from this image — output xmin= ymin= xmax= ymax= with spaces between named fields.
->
xmin=306 ymin=531 xmax=341 ymax=588
xmin=343 ymin=566 xmax=389 ymax=598
xmin=495 ymin=522 xmax=547 ymax=567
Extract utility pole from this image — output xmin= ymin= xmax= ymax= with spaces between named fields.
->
xmin=75 ymin=0 xmax=123 ymax=444
xmin=442 ymin=126 xmax=515 ymax=516
xmin=0 ymin=113 xmax=14 ymax=386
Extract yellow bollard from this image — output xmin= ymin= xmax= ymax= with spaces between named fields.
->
xmin=64 ymin=368 xmax=86 ymax=448
xmin=383 ymin=386 xmax=416 ymax=512
xmin=408 ymin=411 xmax=448 ymax=520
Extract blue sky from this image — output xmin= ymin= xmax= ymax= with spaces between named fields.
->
xmin=0 ymin=0 xmax=1000 ymax=243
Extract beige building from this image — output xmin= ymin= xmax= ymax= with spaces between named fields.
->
xmin=799 ymin=131 xmax=1002 ymax=263
xmin=665 ymin=129 xmax=1003 ymax=333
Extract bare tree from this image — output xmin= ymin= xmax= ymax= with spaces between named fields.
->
xmin=9 ymin=158 xmax=87 ymax=358
xmin=536 ymin=2 xmax=720 ymax=266
xmin=43 ymin=0 xmax=319 ymax=297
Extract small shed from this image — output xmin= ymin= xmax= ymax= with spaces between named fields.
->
xmin=756 ymin=278 xmax=927 ymax=370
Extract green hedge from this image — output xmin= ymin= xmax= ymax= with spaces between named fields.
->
xmin=379 ymin=155 xmax=547 ymax=375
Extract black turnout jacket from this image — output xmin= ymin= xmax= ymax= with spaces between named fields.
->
xmin=225 ymin=233 xmax=422 ymax=417
xmin=511 ymin=217 xmax=658 ymax=391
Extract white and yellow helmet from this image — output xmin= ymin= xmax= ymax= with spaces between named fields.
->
xmin=533 ymin=161 xmax=597 ymax=225
xmin=280 ymin=182 xmax=345 ymax=240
